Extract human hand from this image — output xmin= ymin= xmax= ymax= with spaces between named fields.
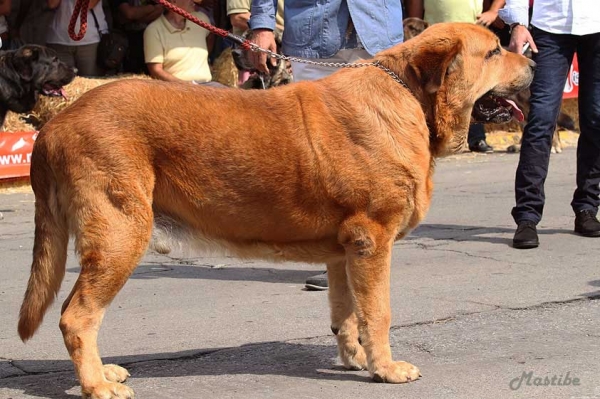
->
xmin=476 ymin=10 xmax=498 ymax=27
xmin=250 ymin=29 xmax=277 ymax=74
xmin=508 ymin=24 xmax=538 ymax=54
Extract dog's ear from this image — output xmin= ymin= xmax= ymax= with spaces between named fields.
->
xmin=12 ymin=47 xmax=40 ymax=82
xmin=408 ymin=38 xmax=462 ymax=93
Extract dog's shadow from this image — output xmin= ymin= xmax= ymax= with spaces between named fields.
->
xmin=60 ymin=223 xmax=576 ymax=285
xmin=67 ymin=263 xmax=321 ymax=284
xmin=1 ymin=341 xmax=367 ymax=398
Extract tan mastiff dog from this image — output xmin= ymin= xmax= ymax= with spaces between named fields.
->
xmin=19 ymin=23 xmax=533 ymax=398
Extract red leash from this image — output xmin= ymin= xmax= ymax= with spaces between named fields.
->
xmin=68 ymin=0 xmax=253 ymax=50
xmin=68 ymin=0 xmax=89 ymax=41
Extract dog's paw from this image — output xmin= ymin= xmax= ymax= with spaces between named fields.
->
xmin=507 ymin=144 xmax=521 ymax=153
xmin=339 ymin=342 xmax=368 ymax=370
xmin=371 ymin=361 xmax=420 ymax=383
xmin=82 ymin=381 xmax=134 ymax=399
xmin=551 ymin=145 xmax=562 ymax=154
xmin=103 ymin=364 xmax=130 ymax=383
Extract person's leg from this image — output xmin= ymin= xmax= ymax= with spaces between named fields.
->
xmin=467 ymin=123 xmax=493 ymax=153
xmin=512 ymin=27 xmax=576 ymax=226
xmin=570 ymin=32 xmax=600 ymax=235
xmin=46 ymin=43 xmax=77 ymax=70
xmin=74 ymin=43 xmax=102 ymax=77
xmin=512 ymin=27 xmax=576 ymax=249
xmin=571 ymin=33 xmax=600 ymax=212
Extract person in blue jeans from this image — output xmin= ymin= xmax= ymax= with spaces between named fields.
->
xmin=500 ymin=0 xmax=600 ymax=249
xmin=248 ymin=0 xmax=404 ymax=289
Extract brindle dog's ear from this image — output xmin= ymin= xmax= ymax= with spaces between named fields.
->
xmin=409 ymin=39 xmax=462 ymax=93
xmin=12 ymin=47 xmax=40 ymax=82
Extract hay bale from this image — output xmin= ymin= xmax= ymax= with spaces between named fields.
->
xmin=31 ymin=74 xmax=151 ymax=128
xmin=2 ymin=74 xmax=151 ymax=132
xmin=2 ymin=112 xmax=36 ymax=132
xmin=211 ymin=47 xmax=239 ymax=88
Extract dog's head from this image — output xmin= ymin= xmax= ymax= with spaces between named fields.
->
xmin=378 ymin=23 xmax=534 ymax=156
xmin=0 ymin=45 xmax=76 ymax=126
xmin=403 ymin=17 xmax=429 ymax=41
xmin=10 ymin=45 xmax=76 ymax=97
xmin=231 ymin=29 xmax=293 ymax=89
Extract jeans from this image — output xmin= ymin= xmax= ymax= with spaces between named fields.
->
xmin=512 ymin=26 xmax=600 ymax=225
xmin=467 ymin=123 xmax=486 ymax=146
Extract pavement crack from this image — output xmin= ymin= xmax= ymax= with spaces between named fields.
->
xmin=414 ymin=243 xmax=512 ymax=263
xmin=502 ymin=294 xmax=600 ymax=311
xmin=389 ymin=295 xmax=600 ymax=334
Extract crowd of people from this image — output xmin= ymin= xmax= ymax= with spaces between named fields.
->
xmin=1 ymin=0 xmax=598 ymax=290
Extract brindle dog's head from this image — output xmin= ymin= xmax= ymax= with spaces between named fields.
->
xmin=231 ymin=29 xmax=293 ymax=90
xmin=403 ymin=17 xmax=429 ymax=41
xmin=0 ymin=45 xmax=76 ymax=126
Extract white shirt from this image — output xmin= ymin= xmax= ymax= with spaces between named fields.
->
xmin=499 ymin=0 xmax=600 ymax=36
xmin=46 ymin=0 xmax=108 ymax=45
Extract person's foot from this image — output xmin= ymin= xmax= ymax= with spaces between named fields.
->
xmin=305 ymin=271 xmax=328 ymax=291
xmin=574 ymin=209 xmax=600 ymax=237
xmin=513 ymin=221 xmax=539 ymax=249
xmin=468 ymin=140 xmax=494 ymax=153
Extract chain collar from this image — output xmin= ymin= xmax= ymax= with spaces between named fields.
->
xmin=242 ymin=39 xmax=411 ymax=91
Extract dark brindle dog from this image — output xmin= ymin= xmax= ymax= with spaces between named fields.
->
xmin=231 ymin=29 xmax=293 ymax=89
xmin=0 ymin=45 xmax=75 ymax=127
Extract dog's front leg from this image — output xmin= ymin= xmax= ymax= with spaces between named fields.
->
xmin=339 ymin=216 xmax=420 ymax=383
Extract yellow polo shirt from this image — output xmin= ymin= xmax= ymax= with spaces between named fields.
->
xmin=423 ymin=0 xmax=483 ymax=24
xmin=144 ymin=11 xmax=212 ymax=82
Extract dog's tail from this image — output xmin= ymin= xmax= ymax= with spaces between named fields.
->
xmin=18 ymin=144 xmax=69 ymax=342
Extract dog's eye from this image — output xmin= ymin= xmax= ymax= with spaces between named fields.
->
xmin=486 ymin=47 xmax=502 ymax=59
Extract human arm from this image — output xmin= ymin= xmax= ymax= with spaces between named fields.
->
xmin=498 ymin=0 xmax=537 ymax=54
xmin=227 ymin=0 xmax=250 ymax=32
xmin=146 ymin=63 xmax=185 ymax=82
xmin=229 ymin=12 xmax=250 ymax=32
xmin=477 ymin=0 xmax=505 ymax=27
xmin=404 ymin=0 xmax=424 ymax=19
xmin=248 ymin=0 xmax=277 ymax=74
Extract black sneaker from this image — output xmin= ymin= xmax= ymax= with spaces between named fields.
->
xmin=574 ymin=209 xmax=600 ymax=237
xmin=469 ymin=140 xmax=494 ymax=153
xmin=513 ymin=221 xmax=539 ymax=249
xmin=305 ymin=271 xmax=328 ymax=291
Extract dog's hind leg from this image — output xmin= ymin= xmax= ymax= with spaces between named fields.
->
xmin=339 ymin=214 xmax=420 ymax=384
xmin=60 ymin=187 xmax=153 ymax=399
xmin=327 ymin=260 xmax=367 ymax=370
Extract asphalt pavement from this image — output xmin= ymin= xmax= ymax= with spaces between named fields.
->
xmin=1 ymin=146 xmax=599 ymax=399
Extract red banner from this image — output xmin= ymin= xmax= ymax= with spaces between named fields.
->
xmin=0 ymin=131 xmax=37 ymax=180
xmin=563 ymin=54 xmax=579 ymax=99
